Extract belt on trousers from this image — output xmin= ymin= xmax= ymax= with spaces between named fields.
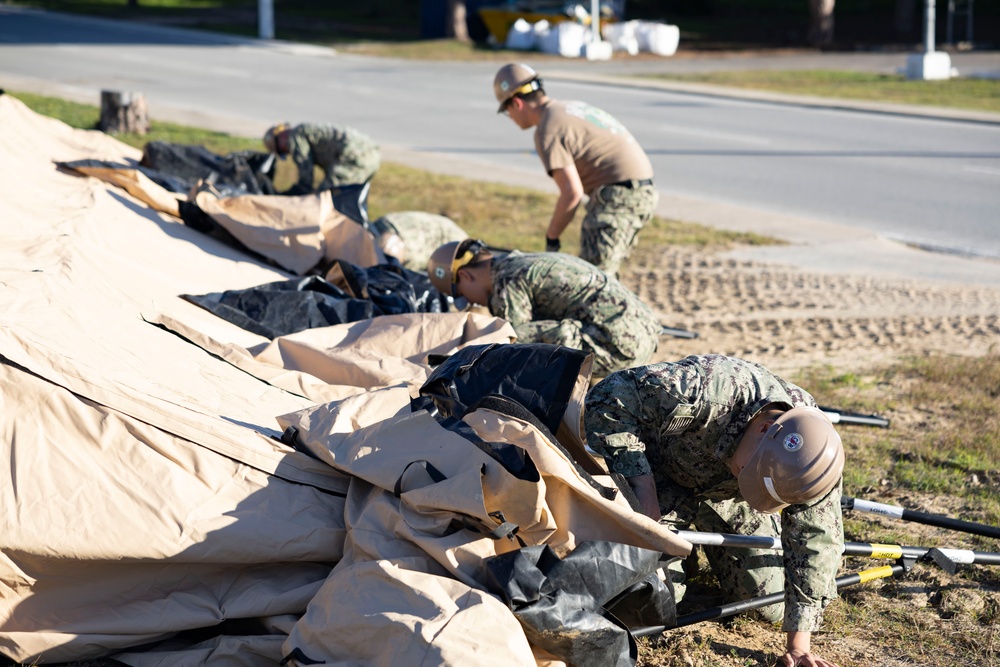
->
xmin=607 ymin=178 xmax=654 ymax=189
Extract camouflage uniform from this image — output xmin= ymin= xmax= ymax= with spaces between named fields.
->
xmin=372 ymin=211 xmax=468 ymax=272
xmin=584 ymin=354 xmax=843 ymax=632
xmin=488 ymin=251 xmax=660 ymax=376
xmin=581 ymin=182 xmax=658 ymax=277
xmin=288 ymin=123 xmax=381 ymax=192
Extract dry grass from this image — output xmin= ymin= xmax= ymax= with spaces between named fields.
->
xmin=644 ymin=354 xmax=1000 ymax=667
xmin=642 ymin=70 xmax=1000 ymax=115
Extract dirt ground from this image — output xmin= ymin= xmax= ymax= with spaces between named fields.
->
xmin=615 ymin=245 xmax=1000 ymax=667
xmin=624 ymin=246 xmax=1000 ymax=375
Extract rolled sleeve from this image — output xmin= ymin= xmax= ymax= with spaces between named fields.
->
xmin=592 ymin=431 xmax=652 ymax=478
xmin=585 ymin=373 xmax=653 ymax=479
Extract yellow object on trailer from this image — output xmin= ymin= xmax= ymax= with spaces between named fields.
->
xmin=478 ymin=6 xmax=614 ymax=44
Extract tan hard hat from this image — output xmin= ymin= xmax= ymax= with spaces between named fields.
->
xmin=493 ymin=63 xmax=540 ymax=113
xmin=263 ymin=123 xmax=290 ymax=152
xmin=738 ymin=406 xmax=845 ymax=514
xmin=427 ymin=239 xmax=488 ymax=296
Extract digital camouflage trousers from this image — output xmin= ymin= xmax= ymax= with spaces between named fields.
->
xmin=661 ymin=495 xmax=784 ymax=623
xmin=581 ymin=183 xmax=658 ymax=276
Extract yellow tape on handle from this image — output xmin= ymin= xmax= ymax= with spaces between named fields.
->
xmin=868 ymin=544 xmax=903 ymax=559
xmin=857 ymin=565 xmax=896 ymax=584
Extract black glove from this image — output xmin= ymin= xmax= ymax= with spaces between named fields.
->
xmin=545 ymin=236 xmax=561 ymax=253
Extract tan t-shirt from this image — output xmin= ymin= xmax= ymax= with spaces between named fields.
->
xmin=533 ymin=99 xmax=654 ymax=195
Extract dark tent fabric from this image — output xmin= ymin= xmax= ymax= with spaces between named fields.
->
xmin=481 ymin=540 xmax=676 ymax=667
xmin=184 ymin=262 xmax=448 ymax=339
xmin=321 ymin=259 xmax=449 ymax=315
xmin=326 ymin=182 xmax=370 ymax=225
xmin=321 ymin=259 xmax=448 ymax=317
xmin=141 ymin=141 xmax=369 ymax=230
xmin=140 ymin=141 xmax=277 ymax=196
xmin=419 ymin=343 xmax=588 ymax=439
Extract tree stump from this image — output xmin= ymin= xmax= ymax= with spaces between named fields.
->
xmin=99 ymin=90 xmax=150 ymax=135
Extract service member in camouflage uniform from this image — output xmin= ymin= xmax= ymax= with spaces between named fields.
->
xmin=263 ymin=122 xmax=380 ymax=193
xmin=493 ymin=64 xmax=658 ymax=276
xmin=427 ymin=239 xmax=660 ymax=376
xmin=585 ymin=354 xmax=846 ymax=667
xmin=371 ymin=211 xmax=469 ymax=272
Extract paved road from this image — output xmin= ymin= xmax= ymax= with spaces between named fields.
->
xmin=2 ymin=5 xmax=1000 ymax=283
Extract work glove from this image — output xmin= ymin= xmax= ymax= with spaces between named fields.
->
xmin=545 ymin=236 xmax=561 ymax=253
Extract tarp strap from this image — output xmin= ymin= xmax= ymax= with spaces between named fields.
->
xmin=393 ymin=459 xmax=448 ymax=498
xmin=394 ymin=460 xmax=526 ymax=545
xmin=281 ymin=647 xmax=322 ymax=666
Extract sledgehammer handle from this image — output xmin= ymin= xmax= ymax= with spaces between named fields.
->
xmin=844 ymin=497 xmax=1000 ymax=540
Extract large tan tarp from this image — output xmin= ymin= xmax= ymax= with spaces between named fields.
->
xmin=250 ymin=311 xmax=516 ymax=391
xmin=0 ymin=93 xmax=688 ymax=666
xmin=60 ymin=159 xmax=183 ymax=217
xmin=150 ymin=311 xmax=516 ymax=404
xmin=193 ymin=184 xmax=382 ymax=274
xmin=0 ymin=93 xmax=351 ymax=664
xmin=58 ymin=151 xmax=383 ymax=275
xmin=278 ymin=403 xmax=691 ymax=665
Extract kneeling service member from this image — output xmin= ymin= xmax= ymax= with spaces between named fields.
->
xmin=263 ymin=122 xmax=380 ymax=194
xmin=586 ymin=354 xmax=846 ymax=667
xmin=428 ymin=239 xmax=661 ymax=376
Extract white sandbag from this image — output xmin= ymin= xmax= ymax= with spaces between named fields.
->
xmin=636 ymin=21 xmax=680 ymax=56
xmin=537 ymin=21 xmax=591 ymax=58
xmin=602 ymin=19 xmax=640 ymax=55
xmin=504 ymin=17 xmax=535 ymax=50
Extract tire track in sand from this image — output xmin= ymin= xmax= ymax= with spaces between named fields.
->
xmin=623 ymin=249 xmax=1000 ymax=373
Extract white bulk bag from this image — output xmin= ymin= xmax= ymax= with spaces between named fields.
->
xmin=636 ymin=21 xmax=680 ymax=56
xmin=602 ymin=19 xmax=640 ymax=55
xmin=537 ymin=20 xmax=588 ymax=58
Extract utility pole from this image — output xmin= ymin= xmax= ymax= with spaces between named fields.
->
xmin=905 ymin=0 xmax=953 ymax=79
xmin=259 ymin=0 xmax=274 ymax=40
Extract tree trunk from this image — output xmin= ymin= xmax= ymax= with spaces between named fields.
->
xmin=807 ymin=0 xmax=836 ymax=47
xmin=446 ymin=0 xmax=470 ymax=43
xmin=894 ymin=0 xmax=917 ymax=38
xmin=99 ymin=91 xmax=150 ymax=135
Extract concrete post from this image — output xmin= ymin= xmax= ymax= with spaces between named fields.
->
xmin=584 ymin=0 xmax=612 ymax=60
xmin=906 ymin=0 xmax=953 ymax=79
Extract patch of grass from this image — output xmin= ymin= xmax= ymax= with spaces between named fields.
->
xmin=642 ymin=70 xmax=1000 ymax=114
xmin=10 ymin=91 xmax=103 ymax=130
xmin=9 ymin=91 xmax=260 ymax=155
xmin=368 ymin=161 xmax=777 ymax=254
xmin=799 ymin=353 xmax=1000 ymax=551
xmin=893 ymin=457 xmax=970 ymax=494
xmin=336 ymin=38 xmax=517 ymax=61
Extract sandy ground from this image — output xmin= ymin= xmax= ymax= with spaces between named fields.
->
xmin=622 ymin=246 xmax=1000 ymax=377
xmin=615 ymin=244 xmax=1000 ymax=667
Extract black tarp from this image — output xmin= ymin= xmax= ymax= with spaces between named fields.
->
xmin=140 ymin=141 xmax=277 ymax=196
xmin=142 ymin=141 xmax=369 ymax=228
xmin=481 ymin=541 xmax=676 ymax=667
xmin=419 ymin=343 xmax=588 ymax=439
xmin=183 ymin=261 xmax=448 ymax=339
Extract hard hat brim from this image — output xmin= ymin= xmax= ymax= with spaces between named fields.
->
xmin=738 ymin=466 xmax=788 ymax=515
